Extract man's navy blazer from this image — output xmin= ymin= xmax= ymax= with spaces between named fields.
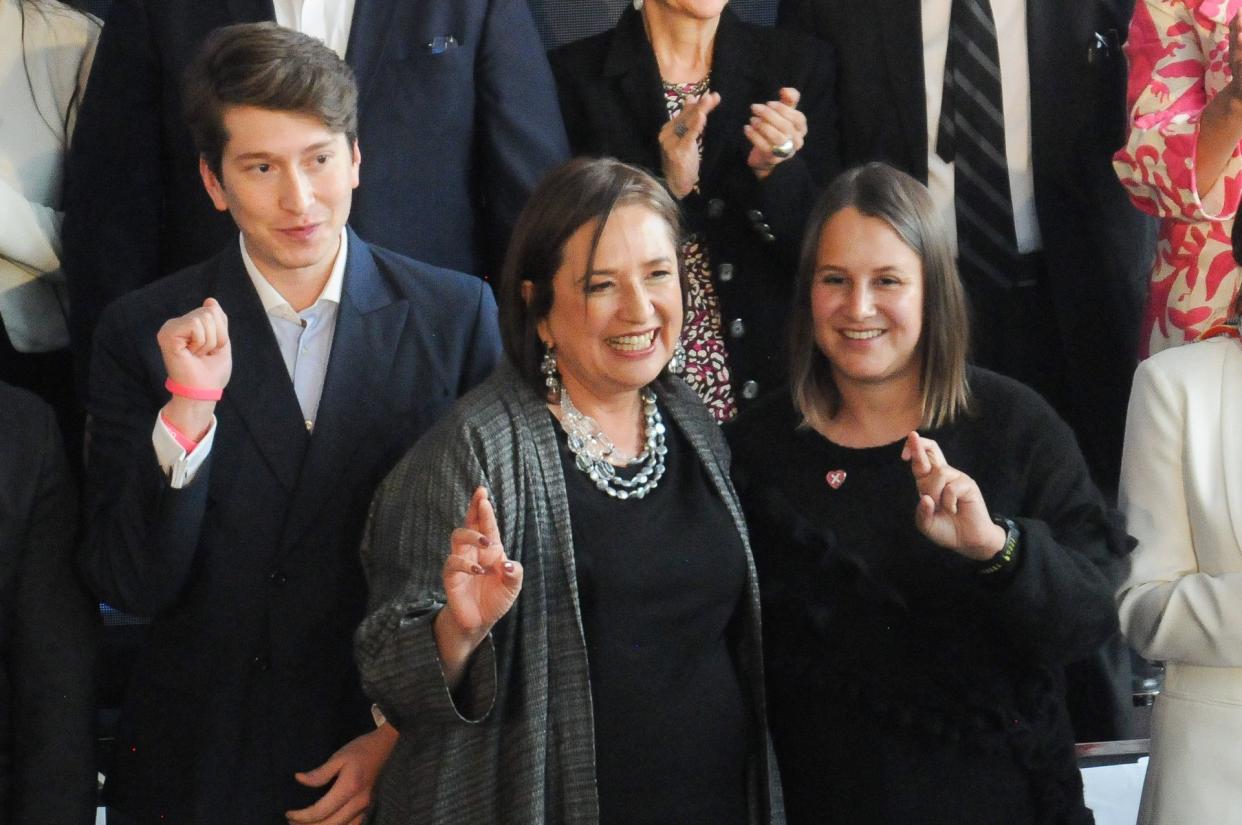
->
xmin=63 ymin=0 xmax=567 ymax=386
xmin=79 ymin=228 xmax=501 ymax=823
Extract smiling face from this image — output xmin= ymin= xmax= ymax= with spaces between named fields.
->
xmin=199 ymin=104 xmax=360 ymax=287
xmin=535 ymin=204 xmax=683 ymax=409
xmin=811 ymin=206 xmax=925 ymax=396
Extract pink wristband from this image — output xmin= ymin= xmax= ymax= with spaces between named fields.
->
xmin=160 ymin=413 xmax=201 ymax=454
xmin=165 ymin=377 xmax=223 ymax=401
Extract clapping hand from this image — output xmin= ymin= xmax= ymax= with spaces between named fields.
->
xmin=902 ymin=432 xmax=1006 ymax=562
xmin=745 ymin=87 xmax=808 ymax=179
xmin=658 ymin=91 xmax=722 ymax=198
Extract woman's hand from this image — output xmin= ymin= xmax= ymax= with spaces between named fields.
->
xmin=745 ymin=87 xmax=808 ymax=180
xmin=658 ymin=91 xmax=721 ymax=198
xmin=434 ymin=487 xmax=523 ymax=688
xmin=902 ymin=432 xmax=1006 ymax=562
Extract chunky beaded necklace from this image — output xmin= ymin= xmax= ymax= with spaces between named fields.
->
xmin=558 ymin=386 xmax=667 ymax=500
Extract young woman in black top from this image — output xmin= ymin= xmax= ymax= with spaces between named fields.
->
xmin=728 ymin=163 xmax=1127 ymax=825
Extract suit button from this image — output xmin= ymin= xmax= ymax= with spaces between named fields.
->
xmin=760 ymin=231 xmax=776 ymax=244
xmin=252 ymin=655 xmax=270 ymax=671
xmin=754 ymin=222 xmax=772 ymax=234
xmin=741 ymin=380 xmax=760 ymax=400
xmin=729 ymin=318 xmax=745 ymax=338
xmin=707 ymin=198 xmax=725 ymax=219
xmin=718 ymin=263 xmax=734 ymax=283
xmin=747 ymin=208 xmax=764 ymax=223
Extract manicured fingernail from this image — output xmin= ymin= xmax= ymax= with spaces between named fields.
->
xmin=503 ymin=561 xmax=515 ymax=573
xmin=477 ymin=535 xmax=491 ymax=547
xmin=471 ymin=564 xmax=485 ymax=575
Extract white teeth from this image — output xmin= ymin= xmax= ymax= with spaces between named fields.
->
xmin=608 ymin=331 xmax=656 ymax=350
xmin=841 ymin=329 xmax=883 ymax=340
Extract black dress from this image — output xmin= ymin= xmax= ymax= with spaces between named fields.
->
xmin=726 ymin=369 xmax=1127 ymax=825
xmin=555 ymin=405 xmax=751 ymax=825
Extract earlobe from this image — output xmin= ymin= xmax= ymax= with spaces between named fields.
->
xmin=351 ymin=140 xmax=362 ymax=189
xmin=199 ymin=156 xmax=230 ymax=213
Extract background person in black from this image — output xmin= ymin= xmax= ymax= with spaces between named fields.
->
xmin=549 ymin=0 xmax=839 ymax=420
xmin=728 ymin=164 xmax=1127 ymax=824
xmin=0 ymin=381 xmax=96 ymax=825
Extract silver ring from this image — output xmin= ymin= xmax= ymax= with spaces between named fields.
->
xmin=771 ymin=137 xmax=795 ymax=159
xmin=673 ymin=121 xmax=689 ymax=139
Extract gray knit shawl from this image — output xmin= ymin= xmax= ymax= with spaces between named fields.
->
xmin=355 ymin=361 xmax=783 ymax=824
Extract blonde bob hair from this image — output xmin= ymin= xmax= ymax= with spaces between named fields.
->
xmin=789 ymin=163 xmax=971 ymax=430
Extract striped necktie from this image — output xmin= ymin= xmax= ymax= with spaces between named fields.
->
xmin=935 ymin=0 xmax=1024 ymax=288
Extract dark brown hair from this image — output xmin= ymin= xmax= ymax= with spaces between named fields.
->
xmin=789 ymin=162 xmax=971 ymax=430
xmin=182 ymin=21 xmax=358 ymax=179
xmin=498 ymin=157 xmax=686 ymax=399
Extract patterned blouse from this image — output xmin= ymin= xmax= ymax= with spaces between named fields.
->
xmin=663 ymin=76 xmax=738 ymax=422
xmin=1114 ymin=0 xmax=1242 ymax=357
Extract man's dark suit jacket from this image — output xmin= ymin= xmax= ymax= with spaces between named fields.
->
xmin=79 ymin=228 xmax=501 ymax=823
xmin=63 ymin=0 xmax=566 ymax=388
xmin=0 ymin=383 xmax=96 ymax=825
xmin=779 ymin=0 xmax=1151 ymax=742
xmin=550 ymin=5 xmax=839 ymax=410
xmin=778 ymin=0 xmax=1155 ymax=498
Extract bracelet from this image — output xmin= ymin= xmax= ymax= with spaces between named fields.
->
xmin=976 ymin=516 xmax=1020 ymax=576
xmin=165 ymin=377 xmax=223 ymax=402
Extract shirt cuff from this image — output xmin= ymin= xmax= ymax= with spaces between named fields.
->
xmin=152 ymin=414 xmax=217 ymax=488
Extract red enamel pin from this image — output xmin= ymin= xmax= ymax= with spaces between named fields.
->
xmin=825 ymin=470 xmax=847 ymax=489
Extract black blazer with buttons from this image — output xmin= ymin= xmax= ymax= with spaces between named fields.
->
xmin=549 ymin=6 xmax=840 ymax=409
xmin=79 ymin=229 xmax=501 ymax=824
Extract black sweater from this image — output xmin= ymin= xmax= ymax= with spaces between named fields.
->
xmin=727 ymin=369 xmax=1126 ymax=825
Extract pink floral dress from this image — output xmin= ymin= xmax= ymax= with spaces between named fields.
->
xmin=1114 ymin=0 xmax=1242 ymax=356
xmin=662 ymin=77 xmax=737 ymax=421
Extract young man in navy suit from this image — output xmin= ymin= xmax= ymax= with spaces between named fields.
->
xmin=80 ymin=24 xmax=501 ymax=825
xmin=63 ymin=0 xmax=567 ymax=394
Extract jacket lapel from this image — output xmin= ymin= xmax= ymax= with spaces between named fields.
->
xmin=700 ymin=10 xmax=764 ymax=188
xmin=606 ymin=6 xmax=671 ymax=171
xmin=1219 ymin=346 xmax=1242 ymax=557
xmin=279 ymin=231 xmax=410 ymax=551
xmin=876 ymin=0 xmax=929 ymax=179
xmin=346 ymin=0 xmax=400 ymax=109
xmin=210 ymin=245 xmax=308 ymax=494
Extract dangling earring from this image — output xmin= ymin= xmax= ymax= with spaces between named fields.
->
xmin=633 ymin=0 xmax=644 ymax=10
xmin=668 ymin=339 xmax=687 ymax=375
xmin=541 ymin=344 xmax=561 ymax=399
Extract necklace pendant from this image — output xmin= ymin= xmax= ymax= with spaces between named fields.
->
xmin=825 ymin=469 xmax=847 ymax=490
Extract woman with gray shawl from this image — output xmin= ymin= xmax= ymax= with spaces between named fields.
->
xmin=354 ymin=157 xmax=781 ymax=825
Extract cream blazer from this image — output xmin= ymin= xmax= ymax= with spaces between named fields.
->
xmin=1119 ymin=336 xmax=1242 ymax=824
xmin=0 ymin=0 xmax=98 ymax=352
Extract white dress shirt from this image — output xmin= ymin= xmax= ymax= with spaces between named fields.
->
xmin=922 ymin=0 xmax=1042 ymax=254
xmin=154 ymin=230 xmax=349 ymax=487
xmin=271 ymin=0 xmax=356 ymax=59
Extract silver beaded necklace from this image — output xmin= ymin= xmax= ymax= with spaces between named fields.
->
xmin=558 ymin=386 xmax=667 ymax=500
